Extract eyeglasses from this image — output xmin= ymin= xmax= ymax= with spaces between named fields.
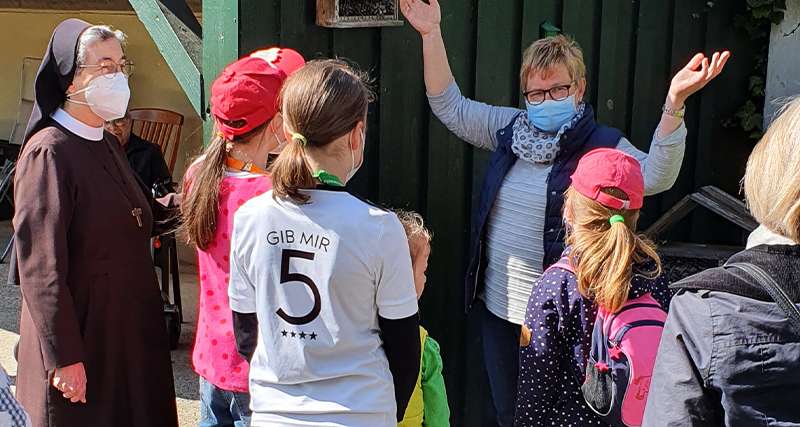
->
xmin=105 ymin=117 xmax=130 ymax=127
xmin=523 ymin=81 xmax=575 ymax=105
xmin=78 ymin=59 xmax=135 ymax=78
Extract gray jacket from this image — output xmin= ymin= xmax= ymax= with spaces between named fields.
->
xmin=643 ymin=243 xmax=800 ymax=426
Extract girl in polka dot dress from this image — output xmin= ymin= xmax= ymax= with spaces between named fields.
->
xmin=181 ymin=48 xmax=305 ymax=427
xmin=515 ymin=149 xmax=672 ymax=426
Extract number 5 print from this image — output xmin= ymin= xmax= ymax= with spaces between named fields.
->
xmin=277 ymin=249 xmax=322 ymax=325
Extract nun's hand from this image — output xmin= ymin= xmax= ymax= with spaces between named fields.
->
xmin=52 ymin=362 xmax=87 ymax=403
xmin=667 ymin=51 xmax=731 ymax=108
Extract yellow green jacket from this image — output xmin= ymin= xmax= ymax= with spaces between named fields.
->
xmin=398 ymin=326 xmax=450 ymax=427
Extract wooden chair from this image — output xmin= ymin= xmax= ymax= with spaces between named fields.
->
xmin=128 ymin=108 xmax=184 ymax=174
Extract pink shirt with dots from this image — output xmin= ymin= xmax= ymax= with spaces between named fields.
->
xmin=186 ymin=166 xmax=271 ymax=392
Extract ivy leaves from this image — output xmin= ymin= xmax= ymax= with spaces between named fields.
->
xmin=726 ymin=0 xmax=786 ymax=140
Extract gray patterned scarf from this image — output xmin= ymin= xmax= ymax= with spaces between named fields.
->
xmin=510 ymin=103 xmax=586 ymax=164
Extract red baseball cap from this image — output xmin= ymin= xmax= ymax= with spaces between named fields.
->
xmin=570 ymin=148 xmax=644 ymax=210
xmin=210 ymin=47 xmax=305 ymax=140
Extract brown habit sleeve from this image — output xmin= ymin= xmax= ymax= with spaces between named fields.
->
xmin=14 ymin=143 xmax=84 ymax=370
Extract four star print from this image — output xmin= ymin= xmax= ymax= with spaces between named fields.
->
xmin=281 ymin=330 xmax=318 ymax=340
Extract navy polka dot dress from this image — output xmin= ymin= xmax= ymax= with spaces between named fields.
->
xmin=514 ymin=252 xmax=672 ymax=426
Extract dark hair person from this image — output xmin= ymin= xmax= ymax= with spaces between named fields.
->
xmin=104 ymin=111 xmax=173 ymax=195
xmin=227 ymin=60 xmax=420 ymax=426
xmin=13 ymin=19 xmax=177 ymax=426
xmin=644 ymin=98 xmax=800 ymax=426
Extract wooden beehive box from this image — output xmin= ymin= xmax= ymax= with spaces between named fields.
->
xmin=317 ymin=0 xmax=403 ymax=28
xmin=645 ymin=186 xmax=758 ymax=283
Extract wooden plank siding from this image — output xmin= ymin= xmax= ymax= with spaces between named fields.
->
xmin=197 ymin=0 xmax=760 ymax=424
xmin=562 ymin=0 xmax=602 ymax=106
xmin=596 ymin=0 xmax=639 ymax=131
xmin=424 ymin=1 xmax=479 ymax=424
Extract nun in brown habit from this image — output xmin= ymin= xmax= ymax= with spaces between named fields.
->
xmin=13 ymin=18 xmax=178 ymax=427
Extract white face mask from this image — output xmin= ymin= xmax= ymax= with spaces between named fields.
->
xmin=269 ymin=127 xmax=287 ymax=155
xmin=346 ymin=129 xmax=366 ymax=182
xmin=67 ymin=72 xmax=131 ymax=121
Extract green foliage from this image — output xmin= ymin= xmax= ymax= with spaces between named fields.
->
xmin=727 ymin=0 xmax=786 ymax=140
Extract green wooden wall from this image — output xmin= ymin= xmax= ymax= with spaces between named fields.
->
xmin=205 ymin=1 xmax=759 ymax=424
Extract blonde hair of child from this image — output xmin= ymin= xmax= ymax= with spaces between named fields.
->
xmin=395 ymin=210 xmax=432 ymax=260
xmin=564 ymin=187 xmax=662 ymax=312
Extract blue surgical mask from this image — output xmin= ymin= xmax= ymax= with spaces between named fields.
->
xmin=526 ymin=95 xmax=578 ymax=132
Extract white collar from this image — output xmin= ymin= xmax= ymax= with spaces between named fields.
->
xmin=51 ymin=108 xmax=104 ymax=141
xmin=746 ymin=224 xmax=797 ymax=249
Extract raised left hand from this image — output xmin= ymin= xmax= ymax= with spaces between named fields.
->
xmin=668 ymin=51 xmax=731 ymax=108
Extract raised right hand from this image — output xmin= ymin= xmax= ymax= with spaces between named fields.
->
xmin=400 ymin=0 xmax=441 ymax=36
xmin=52 ymin=362 xmax=87 ymax=403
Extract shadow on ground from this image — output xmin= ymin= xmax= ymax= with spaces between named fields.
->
xmin=0 ymin=221 xmax=202 ymax=425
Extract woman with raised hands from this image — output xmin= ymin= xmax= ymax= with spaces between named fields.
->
xmin=401 ymin=0 xmax=729 ymax=424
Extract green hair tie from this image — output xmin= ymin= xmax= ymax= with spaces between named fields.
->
xmin=609 ymin=214 xmax=626 ymax=225
xmin=291 ymin=132 xmax=307 ymax=146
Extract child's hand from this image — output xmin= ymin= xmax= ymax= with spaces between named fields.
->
xmin=519 ymin=325 xmax=532 ymax=347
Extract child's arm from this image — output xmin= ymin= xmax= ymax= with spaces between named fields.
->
xmin=379 ymin=314 xmax=421 ymax=421
xmin=232 ymin=312 xmax=258 ymax=362
xmin=421 ymin=336 xmax=450 ymax=426
xmin=228 ymin=213 xmax=258 ymax=362
xmin=514 ymin=268 xmax=566 ymax=426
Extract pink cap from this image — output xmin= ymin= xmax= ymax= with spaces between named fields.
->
xmin=570 ymin=148 xmax=644 ymax=210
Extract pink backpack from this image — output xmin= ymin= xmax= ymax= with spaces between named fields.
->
xmin=549 ymin=258 xmax=666 ymax=427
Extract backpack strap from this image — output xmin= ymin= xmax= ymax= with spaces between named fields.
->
xmin=725 ymin=262 xmax=800 ymax=334
xmin=548 ymin=256 xmax=574 ymax=274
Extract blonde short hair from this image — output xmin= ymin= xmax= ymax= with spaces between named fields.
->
xmin=395 ymin=210 xmax=432 ymax=259
xmin=520 ymin=35 xmax=586 ymax=88
xmin=744 ymin=97 xmax=800 ymax=242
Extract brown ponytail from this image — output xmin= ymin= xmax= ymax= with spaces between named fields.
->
xmin=564 ymin=187 xmax=661 ymax=313
xmin=269 ymin=137 xmax=315 ymax=203
xmin=270 ymin=59 xmax=374 ymax=204
xmin=181 ymin=121 xmax=267 ymax=249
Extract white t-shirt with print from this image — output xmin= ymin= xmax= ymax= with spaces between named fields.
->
xmin=228 ymin=188 xmax=419 ymax=427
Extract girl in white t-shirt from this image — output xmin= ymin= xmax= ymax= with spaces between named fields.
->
xmin=228 ymin=59 xmax=421 ymax=427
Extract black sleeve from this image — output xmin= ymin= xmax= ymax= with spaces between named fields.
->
xmin=379 ymin=313 xmax=421 ymax=421
xmin=232 ymin=311 xmax=258 ymax=362
xmin=149 ymin=145 xmax=173 ymax=188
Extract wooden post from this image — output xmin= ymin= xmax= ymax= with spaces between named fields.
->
xmin=129 ymin=0 xmax=202 ymax=116
xmin=201 ymin=0 xmax=239 ymax=144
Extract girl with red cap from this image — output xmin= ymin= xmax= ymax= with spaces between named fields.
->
xmin=515 ymin=148 xmax=672 ymax=426
xmin=180 ymin=47 xmax=305 ymax=427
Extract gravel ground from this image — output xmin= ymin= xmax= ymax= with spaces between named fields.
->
xmin=0 ymin=221 xmax=202 ymax=426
